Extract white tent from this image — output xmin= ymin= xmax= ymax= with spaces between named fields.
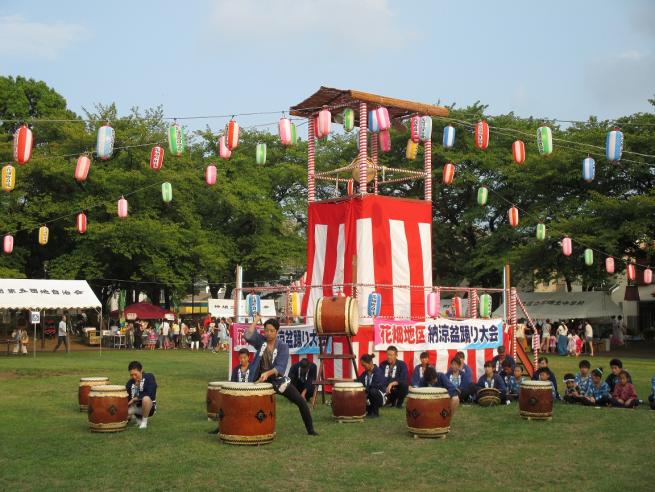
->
xmin=0 ymin=279 xmax=101 ymax=310
xmin=493 ymin=291 xmax=621 ymax=320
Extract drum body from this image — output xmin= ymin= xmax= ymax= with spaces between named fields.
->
xmin=88 ymin=385 xmax=128 ymax=433
xmin=519 ymin=380 xmax=553 ymax=420
xmin=405 ymin=387 xmax=452 ymax=438
xmin=79 ymin=377 xmax=110 ymax=411
xmin=219 ymin=383 xmax=276 ymax=445
xmin=314 ymin=296 xmax=359 ymax=336
xmin=332 ymin=382 xmax=366 ymax=422
xmin=207 ymin=382 xmax=225 ymax=421
xmin=477 ymin=387 xmax=501 ymax=407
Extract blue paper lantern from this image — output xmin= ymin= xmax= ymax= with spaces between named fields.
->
xmin=582 ymin=156 xmax=595 ymax=182
xmin=368 ymin=110 xmax=379 ymax=133
xmin=442 ymin=124 xmax=455 ymax=149
xmin=96 ymin=124 xmax=115 ymax=160
xmin=605 ymin=129 xmax=623 ymax=162
xmin=367 ymin=292 xmax=381 ymax=317
xmin=246 ymin=294 xmax=261 ymax=317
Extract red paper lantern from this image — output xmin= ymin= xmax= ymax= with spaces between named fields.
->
xmin=442 ymin=163 xmax=455 ymax=185
xmin=451 ymin=296 xmax=462 ymax=318
xmin=13 ymin=125 xmax=33 ymax=165
xmin=3 ymin=234 xmax=13 ymax=254
xmin=117 ymin=196 xmax=128 ymax=218
xmin=205 ymin=165 xmax=217 ymax=186
xmin=644 ymin=268 xmax=653 ymax=285
xmin=226 ymin=120 xmax=239 ymax=150
xmin=562 ymin=237 xmax=572 ymax=256
xmin=508 ymin=206 xmax=519 ymax=228
xmin=474 ymin=120 xmax=489 ymax=150
xmin=512 ymin=140 xmax=525 ymax=164
xmin=76 ymin=212 xmax=87 ymax=234
xmin=150 ymin=145 xmax=164 ymax=171
xmin=378 ymin=130 xmax=391 ymax=153
xmin=75 ymin=155 xmax=91 ymax=182
xmin=426 ymin=291 xmax=440 ymax=318
xmin=410 ymin=116 xmax=420 ymax=143
xmin=347 ymin=178 xmax=354 ymax=196
xmin=627 ymin=263 xmax=636 ymax=282
xmin=605 ymin=257 xmax=615 ymax=274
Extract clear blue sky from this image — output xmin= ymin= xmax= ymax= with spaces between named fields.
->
xmin=1 ymin=0 xmax=654 ymax=132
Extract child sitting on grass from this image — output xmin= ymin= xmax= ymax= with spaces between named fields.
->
xmin=582 ymin=368 xmax=610 ymax=407
xmin=575 ymin=360 xmax=592 ymax=395
xmin=609 ymin=370 xmax=638 ymax=408
xmin=532 ymin=356 xmax=559 ymax=399
xmin=605 ymin=358 xmax=632 ymax=393
xmin=562 ymin=373 xmax=583 ymax=404
xmin=535 ymin=368 xmax=556 ymax=399
xmin=502 ymin=361 xmax=524 ymax=400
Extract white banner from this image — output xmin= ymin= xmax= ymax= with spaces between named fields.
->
xmin=208 ymin=299 xmax=276 ymax=318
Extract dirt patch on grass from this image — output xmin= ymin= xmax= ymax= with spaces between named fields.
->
xmin=0 ymin=371 xmax=17 ymax=380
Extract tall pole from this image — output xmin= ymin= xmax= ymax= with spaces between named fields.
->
xmin=235 ymin=265 xmax=243 ymax=323
xmin=308 ymin=117 xmax=316 ymax=202
xmin=424 ymin=137 xmax=432 ymax=201
xmin=371 ymin=128 xmax=379 ymax=195
xmin=358 ymin=102 xmax=368 ymax=194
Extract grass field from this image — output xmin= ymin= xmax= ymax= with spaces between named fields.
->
xmin=1 ymin=349 xmax=655 ymax=491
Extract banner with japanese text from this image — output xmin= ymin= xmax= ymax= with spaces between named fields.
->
xmin=374 ymin=318 xmax=503 ymax=351
xmin=231 ymin=323 xmax=320 ymax=355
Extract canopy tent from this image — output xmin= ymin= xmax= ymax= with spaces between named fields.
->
xmin=493 ymin=291 xmax=622 ymax=320
xmin=0 ymin=279 xmax=101 ymax=310
xmin=110 ymin=302 xmax=176 ymax=320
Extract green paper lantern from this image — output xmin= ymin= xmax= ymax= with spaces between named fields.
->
xmin=477 ymin=186 xmax=488 ymax=206
xmin=290 ymin=123 xmax=298 ymax=145
xmin=536 ymin=223 xmax=546 ymax=241
xmin=479 ymin=294 xmax=492 ymax=318
xmin=168 ymin=124 xmax=185 ymax=156
xmin=536 ymin=126 xmax=553 ymax=156
xmin=256 ymin=143 xmax=267 ymax=165
xmin=584 ymin=248 xmax=593 ymax=266
xmin=342 ymin=108 xmax=354 ymax=132
xmin=162 ymin=182 xmax=173 ymax=203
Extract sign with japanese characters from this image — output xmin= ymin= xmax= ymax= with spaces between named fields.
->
xmin=231 ymin=323 xmax=320 ymax=355
xmin=0 ymin=279 xmax=102 ymax=310
xmin=209 ymin=299 xmax=277 ymax=319
xmin=374 ymin=317 xmax=503 ymax=351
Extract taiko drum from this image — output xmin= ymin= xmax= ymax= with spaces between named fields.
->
xmin=331 ymin=382 xmax=366 ymax=422
xmin=519 ymin=380 xmax=553 ymax=420
xmin=78 ymin=377 xmax=110 ymax=411
xmin=218 ymin=382 xmax=276 ymax=445
xmin=405 ymin=387 xmax=452 ymax=438
xmin=87 ymin=385 xmax=129 ymax=433
xmin=314 ymin=296 xmax=359 ymax=336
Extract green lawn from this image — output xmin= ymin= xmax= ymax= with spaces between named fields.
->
xmin=1 ymin=349 xmax=654 ymax=491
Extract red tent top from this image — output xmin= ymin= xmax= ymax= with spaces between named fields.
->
xmin=110 ymin=302 xmax=176 ymax=320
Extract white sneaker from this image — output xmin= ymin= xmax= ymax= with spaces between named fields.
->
xmin=138 ymin=420 xmax=148 ymax=429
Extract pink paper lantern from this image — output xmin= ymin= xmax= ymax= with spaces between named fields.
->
xmin=378 ymin=130 xmax=391 ymax=153
xmin=627 ymin=263 xmax=636 ymax=282
xmin=219 ymin=136 xmax=231 ymax=160
xmin=317 ymin=109 xmax=332 ymax=137
xmin=75 ymin=155 xmax=91 ymax=182
xmin=3 ymin=234 xmax=13 ymax=254
xmin=508 ymin=206 xmax=519 ymax=228
xmin=205 ymin=165 xmax=217 ymax=186
xmin=117 ymin=197 xmax=128 ymax=218
xmin=77 ymin=212 xmax=87 ymax=234
xmin=279 ymin=117 xmax=292 ymax=145
xmin=427 ymin=291 xmax=440 ymax=318
xmin=376 ymin=107 xmax=391 ymax=131
xmin=605 ymin=257 xmax=615 ymax=274
xmin=562 ymin=237 xmax=572 ymax=256
xmin=644 ymin=268 xmax=653 ymax=285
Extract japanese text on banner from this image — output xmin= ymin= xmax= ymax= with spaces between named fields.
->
xmin=232 ymin=323 xmax=320 ymax=355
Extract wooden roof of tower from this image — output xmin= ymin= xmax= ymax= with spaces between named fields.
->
xmin=289 ymin=86 xmax=449 ymax=127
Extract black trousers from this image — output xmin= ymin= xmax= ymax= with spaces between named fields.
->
xmin=53 ymin=335 xmax=69 ymax=352
xmin=609 ymin=397 xmax=638 ymax=408
xmin=650 ymin=395 xmax=655 ymax=411
xmin=564 ymin=394 xmax=585 ymax=404
xmin=274 ymin=380 xmax=314 ymax=433
xmin=387 ymin=382 xmax=409 ymax=407
xmin=458 ymin=384 xmax=478 ymax=403
xmin=291 ymin=381 xmax=315 ymax=401
xmin=582 ymin=396 xmax=610 ymax=406
xmin=366 ymin=389 xmax=384 ymax=416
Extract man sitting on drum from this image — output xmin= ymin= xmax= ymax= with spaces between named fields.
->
xmin=421 ymin=366 xmax=460 ymax=414
xmin=126 ymin=361 xmax=157 ymax=429
xmin=358 ymin=354 xmax=387 ymax=418
xmin=446 ymin=357 xmax=477 ymax=403
xmin=379 ymin=346 xmax=409 ymax=408
xmin=289 ymin=358 xmax=317 ymax=402
xmin=411 ymin=351 xmax=431 ymax=387
xmin=476 ymin=361 xmax=508 ymax=404
xmin=245 ymin=315 xmax=318 ymax=436
xmin=490 ymin=346 xmax=515 ymax=373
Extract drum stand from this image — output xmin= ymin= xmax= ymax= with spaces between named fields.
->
xmin=311 ymin=334 xmax=358 ymax=409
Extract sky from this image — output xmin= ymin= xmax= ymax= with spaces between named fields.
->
xmin=1 ymin=0 xmax=654 ymax=132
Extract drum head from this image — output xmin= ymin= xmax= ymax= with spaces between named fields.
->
xmin=521 ymin=380 xmax=551 ymax=389
xmin=314 ymin=298 xmax=324 ymax=333
xmin=409 ymin=387 xmax=448 ymax=396
xmin=208 ymin=381 xmax=227 ymax=388
xmin=333 ymin=382 xmax=364 ymax=390
xmin=220 ymin=382 xmax=274 ymax=394
xmin=80 ymin=377 xmax=109 ymax=382
xmin=346 ymin=297 xmax=359 ymax=335
xmin=93 ymin=385 xmax=125 ymax=392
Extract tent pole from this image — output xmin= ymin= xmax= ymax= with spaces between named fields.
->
xmin=99 ymin=307 xmax=102 ymax=357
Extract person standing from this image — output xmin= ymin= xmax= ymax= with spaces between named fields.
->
xmin=11 ymin=326 xmax=29 ymax=355
xmin=541 ymin=319 xmax=552 ymax=353
xmin=53 ymin=315 xmax=69 ymax=353
xmin=160 ymin=318 xmax=171 ymax=350
xmin=171 ymin=319 xmax=180 ymax=349
xmin=584 ymin=320 xmax=594 ymax=356
xmin=556 ymin=320 xmax=569 ymax=355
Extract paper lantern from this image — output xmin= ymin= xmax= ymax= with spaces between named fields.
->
xmin=347 ymin=178 xmax=354 ymax=196
xmin=479 ymin=294 xmax=492 ymax=318
xmin=2 ymin=165 xmax=16 ymax=192
xmin=314 ymin=115 xmax=326 ymax=140
xmin=246 ymin=294 xmax=261 ymax=316
xmin=508 ymin=206 xmax=519 ymax=228
xmin=376 ymin=107 xmax=391 ymax=131
xmin=536 ymin=126 xmax=553 ymax=156
xmin=317 ymin=109 xmax=332 ymax=137
xmin=406 ymin=139 xmax=419 ymax=160
xmin=256 ymin=143 xmax=267 ymax=165
xmin=219 ymin=136 xmax=231 ymax=160
xmin=605 ymin=257 xmax=615 ymax=274
xmin=584 ymin=248 xmax=593 ymax=266
xmin=225 ymin=120 xmax=239 ymax=150
xmin=477 ymin=186 xmax=488 ymax=206
xmin=368 ymin=109 xmax=379 ymax=133
xmin=279 ymin=117 xmax=292 ymax=145
xmin=367 ymin=292 xmax=382 ymax=317
xmin=512 ymin=140 xmax=525 ymax=164
xmin=443 ymin=125 xmax=455 ymax=149
xmin=149 ymin=145 xmax=164 ymax=171
xmin=96 ymin=124 xmax=115 ymax=160
xmin=38 ymin=225 xmax=49 ymax=245
xmin=644 ymin=268 xmax=653 ymax=285
xmin=627 ymin=263 xmax=636 ymax=282
xmin=205 ymin=165 xmax=217 ymax=186
xmin=3 ymin=234 xmax=13 ymax=254
xmin=605 ymin=129 xmax=623 ymax=162
xmin=451 ymin=296 xmax=462 ymax=318
xmin=291 ymin=123 xmax=298 ymax=145
xmin=536 ymin=223 xmax=546 ymax=241
xmin=75 ymin=155 xmax=91 ymax=182
xmin=13 ymin=125 xmax=33 ymax=165
xmin=76 ymin=212 xmax=87 ymax=234
xmin=289 ymin=292 xmax=301 ymax=317
xmin=342 ymin=108 xmax=354 ymax=132
xmin=582 ymin=156 xmax=595 ymax=182
xmin=378 ymin=130 xmax=391 ymax=153
xmin=474 ymin=120 xmax=489 ymax=150
xmin=168 ymin=124 xmax=185 ymax=156
xmin=562 ymin=237 xmax=572 ymax=256
xmin=117 ymin=196 xmax=128 ymax=218
xmin=419 ymin=116 xmax=432 ymax=142
xmin=442 ymin=163 xmax=455 ymax=185
xmin=426 ymin=291 xmax=440 ymax=318
xmin=410 ymin=116 xmax=420 ymax=143
xmin=161 ymin=182 xmax=173 ymax=203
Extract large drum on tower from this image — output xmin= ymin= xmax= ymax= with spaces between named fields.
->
xmin=331 ymin=382 xmax=366 ymax=422
xmin=519 ymin=380 xmax=553 ymax=420
xmin=314 ymin=296 xmax=359 ymax=336
xmin=405 ymin=387 xmax=452 ymax=438
xmin=87 ymin=385 xmax=129 ymax=433
xmin=218 ymin=382 xmax=276 ymax=445
xmin=78 ymin=377 xmax=110 ymax=412
xmin=207 ymin=381 xmax=226 ymax=421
